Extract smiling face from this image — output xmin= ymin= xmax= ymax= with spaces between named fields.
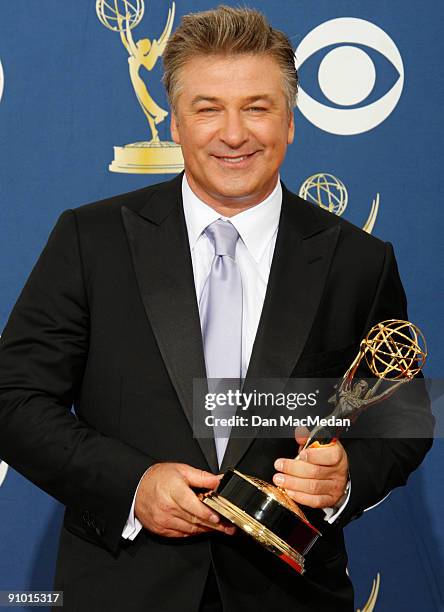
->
xmin=170 ymin=54 xmax=295 ymax=215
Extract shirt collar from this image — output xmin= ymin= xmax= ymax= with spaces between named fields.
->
xmin=182 ymin=173 xmax=282 ymax=263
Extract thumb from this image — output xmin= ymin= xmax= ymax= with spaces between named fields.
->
xmin=295 ymin=425 xmax=310 ymax=447
xmin=181 ymin=465 xmax=223 ymax=489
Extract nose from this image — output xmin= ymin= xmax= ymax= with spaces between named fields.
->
xmin=218 ymin=109 xmax=249 ymax=149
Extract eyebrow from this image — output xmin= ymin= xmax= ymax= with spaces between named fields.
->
xmin=190 ymin=94 xmax=274 ymax=106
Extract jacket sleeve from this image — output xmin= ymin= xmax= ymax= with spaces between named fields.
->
xmin=0 ymin=209 xmax=156 ymax=553
xmin=335 ymin=241 xmax=434 ymax=528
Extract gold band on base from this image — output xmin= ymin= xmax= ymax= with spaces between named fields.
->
xmin=202 ymin=492 xmax=305 ymax=574
xmin=109 ymin=141 xmax=184 ymax=174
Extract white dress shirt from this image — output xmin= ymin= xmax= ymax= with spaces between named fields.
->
xmin=122 ymin=173 xmax=350 ymax=540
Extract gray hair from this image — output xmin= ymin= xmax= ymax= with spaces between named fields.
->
xmin=162 ymin=5 xmax=298 ymax=115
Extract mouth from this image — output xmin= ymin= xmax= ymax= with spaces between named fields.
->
xmin=211 ymin=151 xmax=260 ymax=167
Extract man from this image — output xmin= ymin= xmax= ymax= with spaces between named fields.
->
xmin=0 ymin=6 xmax=433 ymax=611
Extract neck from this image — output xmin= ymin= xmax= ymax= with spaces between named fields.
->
xmin=185 ymin=172 xmax=278 ymax=217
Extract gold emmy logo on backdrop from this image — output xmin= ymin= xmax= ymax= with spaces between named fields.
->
xmin=96 ymin=0 xmax=183 ymax=173
xmin=299 ymin=173 xmax=379 ymax=234
xmin=358 ymin=573 xmax=381 ymax=612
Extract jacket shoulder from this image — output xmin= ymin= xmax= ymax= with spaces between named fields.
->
xmin=71 ymin=175 xmax=178 ymax=223
xmin=286 ymin=185 xmax=388 ymax=255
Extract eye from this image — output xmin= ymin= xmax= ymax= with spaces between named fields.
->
xmin=295 ymin=17 xmax=404 ymax=135
xmin=246 ymin=106 xmax=267 ymax=112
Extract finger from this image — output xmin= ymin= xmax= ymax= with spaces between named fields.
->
xmin=173 ymin=506 xmax=236 ymax=534
xmin=195 ymin=518 xmax=236 ymax=535
xmin=170 ymin=482 xmax=223 ymax=525
xmin=302 ymin=443 xmax=344 ymax=466
xmin=274 ymin=458 xmax=332 ymax=480
xmin=180 ymin=465 xmax=223 ymax=489
xmin=276 ymin=446 xmax=344 ymax=471
xmin=284 ymin=489 xmax=338 ymax=509
xmin=272 ymin=473 xmax=337 ymax=497
xmin=190 ymin=513 xmax=236 ymax=535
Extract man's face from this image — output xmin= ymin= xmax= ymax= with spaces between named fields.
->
xmin=170 ymin=54 xmax=295 ymax=213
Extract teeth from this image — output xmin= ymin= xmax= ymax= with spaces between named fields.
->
xmin=220 ymin=156 xmax=248 ymax=163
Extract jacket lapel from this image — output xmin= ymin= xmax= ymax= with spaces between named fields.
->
xmin=121 ymin=174 xmax=219 ymax=473
xmin=220 ymin=185 xmax=341 ymax=471
xmin=121 ymin=175 xmax=341 ymax=475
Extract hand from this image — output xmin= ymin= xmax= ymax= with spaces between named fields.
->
xmin=134 ymin=462 xmax=236 ymax=537
xmin=272 ymin=429 xmax=349 ymax=508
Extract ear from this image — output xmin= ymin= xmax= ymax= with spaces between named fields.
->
xmin=287 ymin=111 xmax=295 ymax=145
xmin=170 ymin=112 xmax=181 ymax=145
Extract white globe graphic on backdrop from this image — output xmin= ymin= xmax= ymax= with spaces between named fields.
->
xmin=0 ymin=461 xmax=8 ymax=487
xmin=96 ymin=0 xmax=144 ymax=31
xmin=299 ymin=173 xmax=348 ymax=216
xmin=295 ymin=18 xmax=404 ymax=135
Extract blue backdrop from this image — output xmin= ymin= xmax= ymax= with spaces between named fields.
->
xmin=0 ymin=1 xmax=442 ymax=610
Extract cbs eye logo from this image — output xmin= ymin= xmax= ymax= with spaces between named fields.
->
xmin=295 ymin=18 xmax=404 ymax=135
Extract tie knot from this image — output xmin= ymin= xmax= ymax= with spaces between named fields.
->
xmin=204 ymin=219 xmax=239 ymax=258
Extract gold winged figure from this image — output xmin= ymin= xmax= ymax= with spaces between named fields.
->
xmin=116 ymin=0 xmax=175 ymax=142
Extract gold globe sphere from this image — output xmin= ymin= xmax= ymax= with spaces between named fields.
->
xmin=362 ymin=319 xmax=427 ymax=380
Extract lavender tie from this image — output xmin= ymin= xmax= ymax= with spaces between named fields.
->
xmin=199 ymin=219 xmax=243 ymax=467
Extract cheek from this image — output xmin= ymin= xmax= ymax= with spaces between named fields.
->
xmin=254 ymin=122 xmax=289 ymax=149
xmin=183 ymin=129 xmax=215 ymax=154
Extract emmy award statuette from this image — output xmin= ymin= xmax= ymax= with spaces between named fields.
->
xmin=96 ymin=0 xmax=183 ymax=173
xmin=201 ymin=320 xmax=427 ymax=573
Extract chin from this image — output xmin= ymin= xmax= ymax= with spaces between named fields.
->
xmin=211 ymin=179 xmax=256 ymax=196
xmin=214 ymin=188 xmax=253 ymax=202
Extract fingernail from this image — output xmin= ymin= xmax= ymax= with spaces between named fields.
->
xmin=225 ymin=526 xmax=236 ymax=534
xmin=210 ymin=514 xmax=219 ymax=523
xmin=274 ymin=474 xmax=284 ymax=485
xmin=274 ymin=459 xmax=283 ymax=471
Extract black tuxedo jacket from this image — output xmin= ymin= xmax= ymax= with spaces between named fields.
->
xmin=0 ymin=173 xmax=433 ymax=611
